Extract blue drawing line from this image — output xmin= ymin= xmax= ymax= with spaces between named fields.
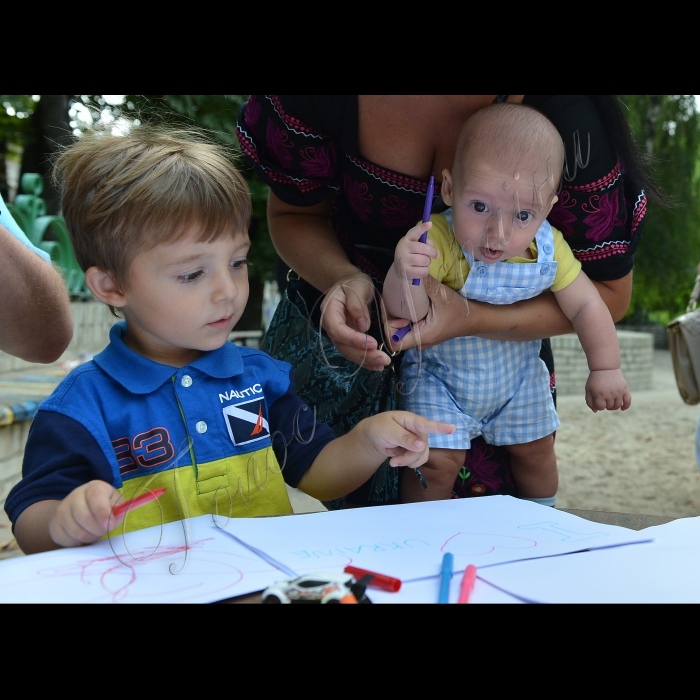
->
xmin=215 ymin=526 xmax=299 ymax=578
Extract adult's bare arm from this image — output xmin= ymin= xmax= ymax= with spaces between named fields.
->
xmin=386 ymin=271 xmax=632 ymax=351
xmin=0 ymin=224 xmax=73 ymax=362
xmin=268 ymin=192 xmax=390 ymax=370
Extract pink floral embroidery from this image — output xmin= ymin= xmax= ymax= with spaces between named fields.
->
xmin=266 ymin=118 xmax=293 ymax=169
xmin=380 ymin=195 xmax=424 ymax=228
xmin=300 ymin=145 xmax=335 ymax=178
xmin=549 ymin=190 xmax=578 ymax=238
xmin=244 ymin=95 xmax=261 ymax=127
xmin=582 ymin=191 xmax=624 ymax=242
xmin=463 ymin=441 xmax=513 ymax=493
xmin=344 ymin=174 xmax=373 ymax=222
xmin=549 ymin=207 xmax=577 ymax=239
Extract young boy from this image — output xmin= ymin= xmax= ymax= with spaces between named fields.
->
xmin=6 ymin=124 xmax=454 ymax=554
xmin=383 ymin=103 xmax=631 ymax=505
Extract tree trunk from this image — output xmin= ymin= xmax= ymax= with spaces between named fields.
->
xmin=20 ymin=95 xmax=73 ymax=214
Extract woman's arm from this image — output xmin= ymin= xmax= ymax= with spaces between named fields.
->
xmin=268 ymin=192 xmax=390 ymax=370
xmin=0 ymin=224 xmax=73 ymax=362
xmin=387 ymin=271 xmax=632 ymax=350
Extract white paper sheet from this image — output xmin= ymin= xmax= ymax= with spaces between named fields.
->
xmin=368 ymin=574 xmax=524 ymax=604
xmin=477 ymin=515 xmax=700 ymax=604
xmin=0 ymin=515 xmax=284 ymax=604
xmin=227 ymin=496 xmax=651 ymax=583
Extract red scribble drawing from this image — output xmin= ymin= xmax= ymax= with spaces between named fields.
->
xmin=441 ymin=532 xmax=537 ymax=558
xmin=20 ymin=538 xmax=275 ymax=604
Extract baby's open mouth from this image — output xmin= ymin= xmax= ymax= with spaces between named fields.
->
xmin=480 ymin=247 xmax=502 ymax=260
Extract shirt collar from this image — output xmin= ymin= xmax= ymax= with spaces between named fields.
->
xmin=94 ymin=321 xmax=245 ymax=394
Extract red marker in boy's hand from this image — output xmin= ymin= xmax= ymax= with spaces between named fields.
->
xmin=113 ymin=488 xmax=167 ymax=518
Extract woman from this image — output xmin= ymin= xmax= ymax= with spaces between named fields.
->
xmin=236 ymin=95 xmax=664 ymax=506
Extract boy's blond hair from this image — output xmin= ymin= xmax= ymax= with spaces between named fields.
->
xmin=54 ymin=123 xmax=252 ymax=292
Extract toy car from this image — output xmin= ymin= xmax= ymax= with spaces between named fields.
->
xmin=262 ymin=572 xmax=373 ymax=604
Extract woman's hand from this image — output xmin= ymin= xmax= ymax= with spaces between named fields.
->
xmin=384 ymin=275 xmax=478 ymax=352
xmin=320 ymin=272 xmax=391 ymax=371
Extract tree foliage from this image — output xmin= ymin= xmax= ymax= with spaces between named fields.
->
xmin=0 ymin=94 xmax=277 ymax=286
xmin=619 ymin=95 xmax=700 ymax=322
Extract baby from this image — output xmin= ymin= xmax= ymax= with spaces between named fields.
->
xmin=383 ymin=102 xmax=631 ymax=505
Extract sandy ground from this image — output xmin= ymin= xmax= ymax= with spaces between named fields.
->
xmin=2 ymin=349 xmax=698 ymax=562
xmin=555 ymin=349 xmax=700 ymax=517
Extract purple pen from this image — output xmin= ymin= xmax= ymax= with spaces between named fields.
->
xmin=392 ymin=174 xmax=435 ymax=344
xmin=412 ymin=173 xmax=435 ymax=286
xmin=391 ymin=324 xmax=412 ymax=343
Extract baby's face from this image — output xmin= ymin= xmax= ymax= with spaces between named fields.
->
xmin=119 ymin=229 xmax=250 ymax=367
xmin=443 ymin=157 xmax=558 ymax=264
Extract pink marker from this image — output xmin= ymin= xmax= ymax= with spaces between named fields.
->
xmin=458 ymin=564 xmax=477 ymax=604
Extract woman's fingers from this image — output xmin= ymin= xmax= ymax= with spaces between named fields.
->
xmin=320 ymin=276 xmax=390 ymax=370
xmin=384 ymin=276 xmax=473 ymax=352
xmin=341 ymin=278 xmax=375 ymax=332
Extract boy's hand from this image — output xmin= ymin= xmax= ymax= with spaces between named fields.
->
xmin=393 ymin=221 xmax=438 ymax=281
xmin=49 ymin=480 xmax=124 ymax=548
xmin=585 ymin=369 xmax=632 ymax=412
xmin=364 ymin=411 xmax=455 ymax=469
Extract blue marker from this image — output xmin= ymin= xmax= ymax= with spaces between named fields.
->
xmin=438 ymin=552 xmax=454 ymax=604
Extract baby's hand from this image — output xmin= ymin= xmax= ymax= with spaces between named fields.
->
xmin=49 ymin=480 xmax=124 ymax=548
xmin=585 ymin=369 xmax=632 ymax=413
xmin=393 ymin=221 xmax=438 ymax=281
xmin=364 ymin=411 xmax=455 ymax=469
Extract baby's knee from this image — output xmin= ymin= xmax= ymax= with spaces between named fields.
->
xmin=425 ymin=448 xmax=466 ymax=474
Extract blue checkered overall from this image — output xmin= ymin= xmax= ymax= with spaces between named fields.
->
xmin=401 ymin=209 xmax=560 ymax=449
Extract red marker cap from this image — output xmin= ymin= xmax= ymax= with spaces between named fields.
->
xmin=344 ymin=565 xmax=402 ymax=592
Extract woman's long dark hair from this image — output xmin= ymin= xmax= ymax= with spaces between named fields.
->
xmin=590 ymin=95 xmax=670 ymax=207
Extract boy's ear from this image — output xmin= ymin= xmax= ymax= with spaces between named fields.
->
xmin=441 ymin=169 xmax=453 ymax=206
xmin=85 ymin=267 xmax=126 ymax=308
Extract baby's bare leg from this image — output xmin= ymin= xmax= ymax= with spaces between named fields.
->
xmin=504 ymin=434 xmax=558 ymax=499
xmin=401 ymin=448 xmax=467 ymax=503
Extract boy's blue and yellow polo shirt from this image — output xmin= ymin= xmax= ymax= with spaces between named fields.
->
xmin=5 ymin=323 xmax=335 ymax=533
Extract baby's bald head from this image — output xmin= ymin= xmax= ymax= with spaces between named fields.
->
xmin=452 ymin=103 xmax=565 ymax=202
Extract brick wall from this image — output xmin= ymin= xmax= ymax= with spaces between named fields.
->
xmin=551 ymin=330 xmax=653 ymax=396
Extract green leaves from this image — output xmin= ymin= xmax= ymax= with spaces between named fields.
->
xmin=619 ymin=95 xmax=700 ymax=321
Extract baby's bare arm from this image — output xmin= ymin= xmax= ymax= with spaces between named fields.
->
xmin=555 ymin=272 xmax=620 ymax=371
xmin=554 ymin=272 xmax=631 ymax=412
xmin=383 ymin=222 xmax=436 ymax=322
